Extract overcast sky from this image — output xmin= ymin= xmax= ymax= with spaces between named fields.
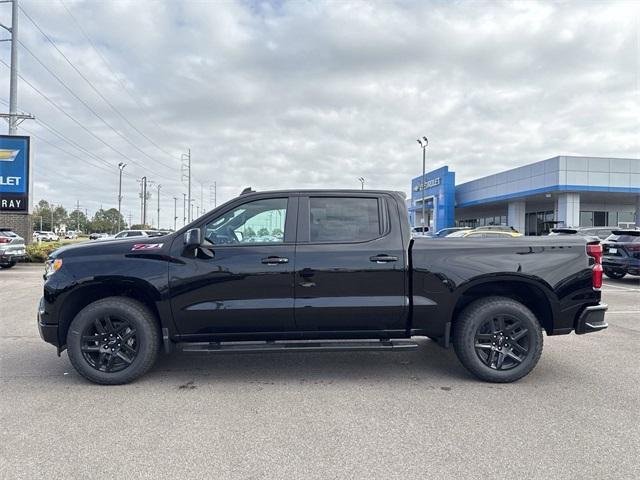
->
xmin=0 ymin=0 xmax=638 ymax=228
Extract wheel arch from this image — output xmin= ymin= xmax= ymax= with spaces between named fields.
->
xmin=57 ymin=278 xmax=163 ymax=348
xmin=450 ymin=275 xmax=559 ymax=337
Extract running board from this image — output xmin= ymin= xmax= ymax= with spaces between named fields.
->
xmin=180 ymin=339 xmax=418 ymax=354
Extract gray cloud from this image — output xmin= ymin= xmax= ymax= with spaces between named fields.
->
xmin=0 ymin=0 xmax=637 ymax=227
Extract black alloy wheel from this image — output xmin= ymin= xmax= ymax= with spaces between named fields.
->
xmin=67 ymin=297 xmax=159 ymax=384
xmin=452 ymin=296 xmax=544 ymax=383
xmin=473 ymin=314 xmax=531 ymax=371
xmin=81 ymin=316 xmax=138 ymax=373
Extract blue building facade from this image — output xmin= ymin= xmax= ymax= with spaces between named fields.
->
xmin=408 ymin=165 xmax=455 ymax=231
xmin=408 ymin=156 xmax=640 ymax=235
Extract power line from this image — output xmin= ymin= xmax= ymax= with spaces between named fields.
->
xmin=0 ymin=57 xmax=176 ymax=182
xmin=59 ymin=0 xmax=180 ymax=163
xmin=19 ymin=4 xmax=180 ymax=171
xmin=17 ymin=37 xmax=179 ymax=174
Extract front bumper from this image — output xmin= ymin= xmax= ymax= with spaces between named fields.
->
xmin=575 ymin=303 xmax=608 ymax=335
xmin=37 ymin=296 xmax=59 ymax=347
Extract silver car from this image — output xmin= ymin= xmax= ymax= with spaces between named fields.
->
xmin=0 ymin=228 xmax=27 ymax=269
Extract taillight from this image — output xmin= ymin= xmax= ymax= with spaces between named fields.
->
xmin=0 ymin=237 xmax=10 ymax=244
xmin=587 ymin=243 xmax=603 ymax=289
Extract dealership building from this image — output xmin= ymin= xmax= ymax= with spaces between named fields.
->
xmin=408 ymin=156 xmax=640 ymax=235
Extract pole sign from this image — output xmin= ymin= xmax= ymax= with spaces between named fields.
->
xmin=0 ymin=135 xmax=30 ymax=213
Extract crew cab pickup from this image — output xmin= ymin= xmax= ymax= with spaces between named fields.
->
xmin=38 ymin=190 xmax=607 ymax=384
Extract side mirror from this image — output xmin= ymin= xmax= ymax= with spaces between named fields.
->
xmin=184 ymin=228 xmax=201 ymax=250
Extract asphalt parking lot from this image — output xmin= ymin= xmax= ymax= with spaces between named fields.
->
xmin=1 ymin=265 xmax=639 ymax=479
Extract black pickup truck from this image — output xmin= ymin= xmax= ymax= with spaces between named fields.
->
xmin=38 ymin=189 xmax=607 ymax=385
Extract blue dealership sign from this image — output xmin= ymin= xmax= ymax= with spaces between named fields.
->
xmin=0 ymin=135 xmax=30 ymax=213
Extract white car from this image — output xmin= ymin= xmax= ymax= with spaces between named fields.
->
xmin=98 ymin=230 xmax=169 ymax=241
xmin=64 ymin=231 xmax=78 ymax=239
xmin=36 ymin=231 xmax=59 ymax=242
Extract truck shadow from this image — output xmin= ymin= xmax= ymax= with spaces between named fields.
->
xmin=149 ymin=338 xmax=473 ymax=385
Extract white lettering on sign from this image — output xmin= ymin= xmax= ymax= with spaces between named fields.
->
xmin=1 ymin=199 xmax=22 ymax=209
xmin=413 ymin=177 xmax=441 ymax=192
xmin=0 ymin=176 xmax=21 ymax=186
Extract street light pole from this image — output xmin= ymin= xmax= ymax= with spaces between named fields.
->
xmin=357 ymin=177 xmax=365 ymax=190
xmin=117 ymin=162 xmax=126 ymax=231
xmin=416 ymin=137 xmax=428 ymax=229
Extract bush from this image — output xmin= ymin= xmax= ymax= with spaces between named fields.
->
xmin=26 ymin=242 xmax=62 ymax=263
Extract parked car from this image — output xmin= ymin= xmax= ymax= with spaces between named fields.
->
xmin=38 ymin=189 xmax=606 ymax=385
xmin=435 ymin=227 xmax=472 ymax=237
xmin=89 ymin=233 xmax=109 ymax=240
xmin=446 ymin=229 xmax=523 ymax=238
xmin=411 ymin=226 xmax=430 ymax=236
xmin=0 ymin=228 xmax=27 ymax=269
xmin=36 ymin=231 xmax=59 ymax=242
xmin=97 ymin=230 xmax=171 ymax=241
xmin=549 ymin=227 xmax=619 ymax=240
xmin=474 ymin=225 xmax=519 ymax=233
xmin=64 ymin=231 xmax=78 ymax=240
xmin=601 ymin=229 xmax=640 ymax=279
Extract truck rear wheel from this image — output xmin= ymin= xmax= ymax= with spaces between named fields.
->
xmin=603 ymin=268 xmax=626 ymax=279
xmin=67 ymin=297 xmax=160 ymax=385
xmin=452 ymin=296 xmax=543 ymax=383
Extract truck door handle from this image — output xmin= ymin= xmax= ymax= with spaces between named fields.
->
xmin=370 ymin=254 xmax=398 ymax=263
xmin=261 ymin=256 xmax=289 ymax=265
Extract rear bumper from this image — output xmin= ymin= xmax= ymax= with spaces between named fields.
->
xmin=0 ymin=252 xmax=27 ymax=264
xmin=603 ymin=257 xmax=640 ymax=274
xmin=575 ymin=303 xmax=608 ymax=335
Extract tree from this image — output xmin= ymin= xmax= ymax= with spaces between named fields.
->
xmin=271 ymin=228 xmax=283 ymax=238
xmin=257 ymin=227 xmax=270 ymax=237
xmin=243 ymin=227 xmax=256 ymax=239
xmin=32 ymin=200 xmax=68 ymax=232
xmin=89 ymin=208 xmax=126 ymax=234
xmin=68 ymin=210 xmax=89 ymax=233
xmin=130 ymin=224 xmax=151 ymax=230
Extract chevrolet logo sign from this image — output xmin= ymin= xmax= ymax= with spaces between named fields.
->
xmin=0 ymin=149 xmax=19 ymax=162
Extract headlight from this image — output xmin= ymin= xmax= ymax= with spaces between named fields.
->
xmin=44 ymin=258 xmax=63 ymax=278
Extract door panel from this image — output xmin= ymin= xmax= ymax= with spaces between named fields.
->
xmin=169 ymin=196 xmax=297 ymax=336
xmin=293 ymin=195 xmax=407 ymax=332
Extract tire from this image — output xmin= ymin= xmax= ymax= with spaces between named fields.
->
xmin=67 ymin=297 xmax=160 ymax=385
xmin=452 ymin=296 xmax=544 ymax=383
xmin=0 ymin=261 xmax=16 ymax=269
xmin=604 ymin=268 xmax=626 ymax=279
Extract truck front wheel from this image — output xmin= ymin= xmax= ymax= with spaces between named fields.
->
xmin=66 ymin=297 xmax=160 ymax=385
xmin=452 ymin=296 xmax=543 ymax=383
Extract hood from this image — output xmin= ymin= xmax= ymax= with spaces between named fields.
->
xmin=49 ymin=234 xmax=174 ymax=259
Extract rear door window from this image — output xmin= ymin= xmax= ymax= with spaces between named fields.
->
xmin=309 ymin=197 xmax=381 ymax=243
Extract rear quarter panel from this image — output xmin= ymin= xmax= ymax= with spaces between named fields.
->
xmin=410 ymin=236 xmax=600 ymax=337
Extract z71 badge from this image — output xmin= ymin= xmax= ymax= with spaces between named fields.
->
xmin=131 ymin=243 xmax=164 ymax=251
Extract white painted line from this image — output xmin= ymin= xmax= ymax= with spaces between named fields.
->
xmin=602 ymin=283 xmax=640 ymax=292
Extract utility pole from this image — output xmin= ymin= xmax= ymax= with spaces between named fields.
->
xmin=117 ymin=162 xmax=126 ymax=231
xmin=416 ymin=137 xmax=428 ymax=229
xmin=127 ymin=212 xmax=132 ymax=228
xmin=0 ymin=0 xmax=34 ymax=133
xmin=75 ymin=200 xmax=81 ymax=232
xmin=200 ymin=182 xmax=204 ymax=213
xmin=209 ymin=182 xmax=217 ymax=209
xmin=173 ymin=197 xmax=177 ymax=231
xmin=181 ymin=149 xmax=191 ymax=222
xmin=182 ymin=193 xmax=186 ymax=226
xmin=139 ymin=177 xmax=146 ymax=225
xmin=156 ymin=184 xmax=161 ymax=229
